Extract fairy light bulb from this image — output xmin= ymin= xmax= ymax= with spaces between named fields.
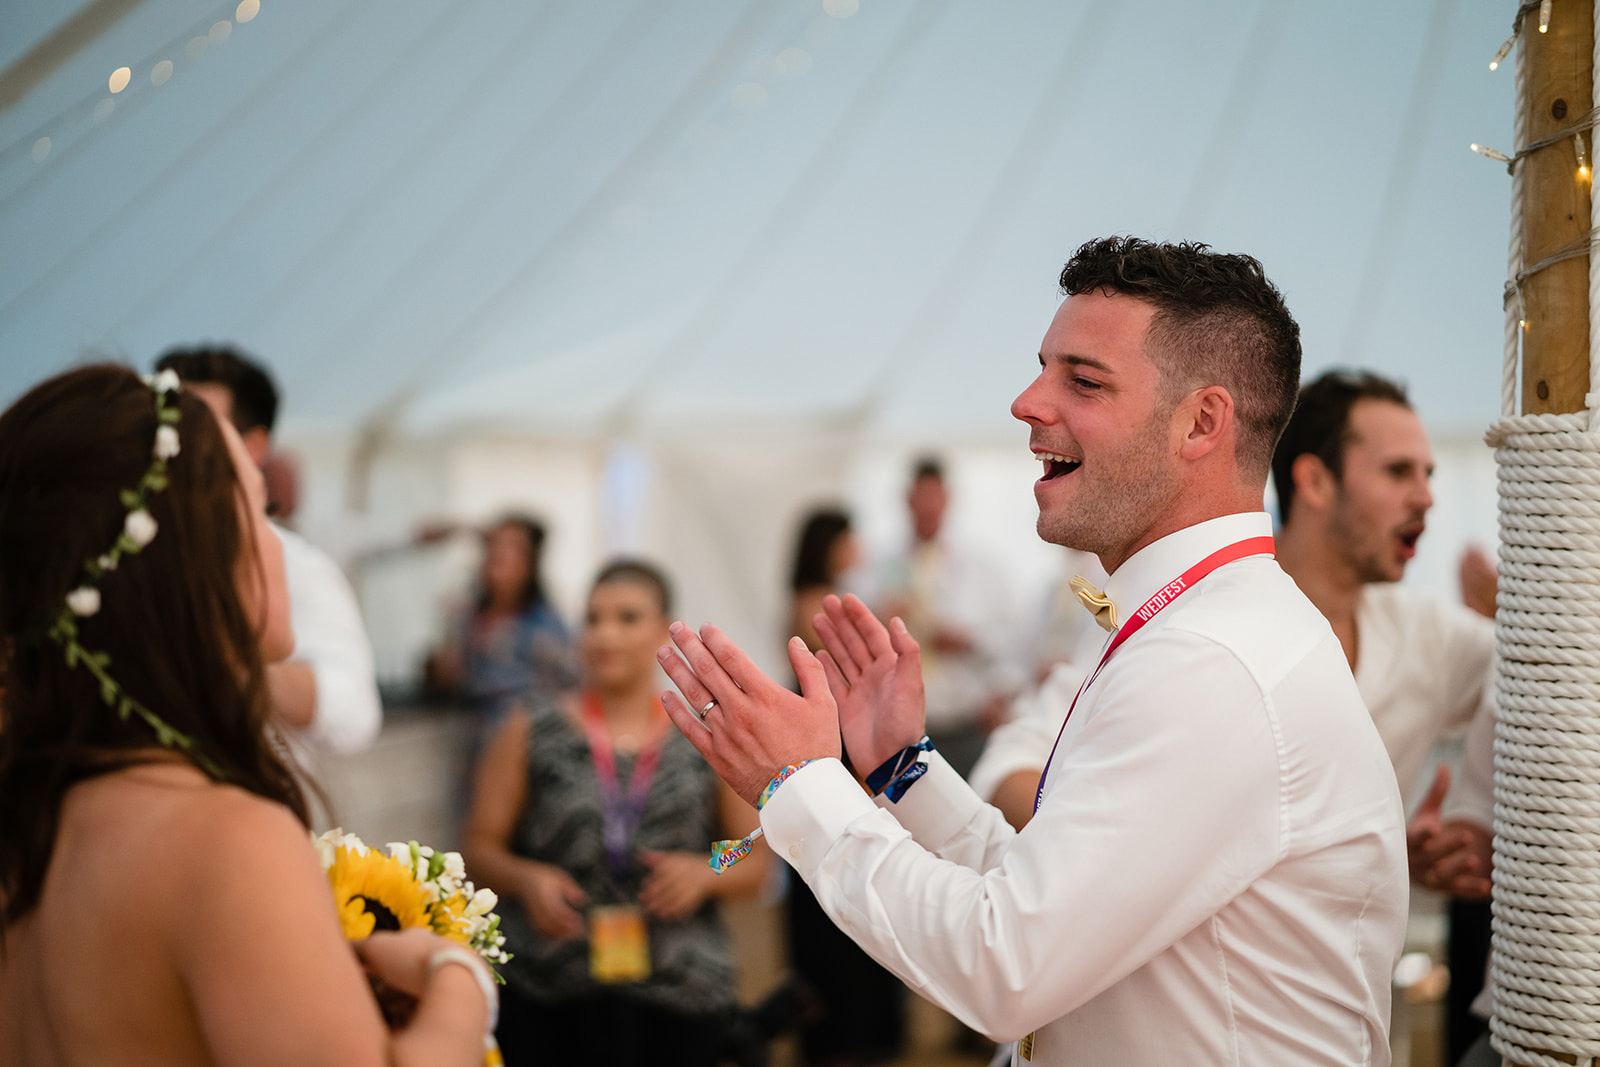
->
xmin=1540 ymin=0 xmax=1552 ymax=33
xmin=1577 ymin=132 xmax=1591 ymax=181
xmin=1472 ymin=143 xmax=1512 ymax=163
xmin=1490 ymin=35 xmax=1514 ymax=70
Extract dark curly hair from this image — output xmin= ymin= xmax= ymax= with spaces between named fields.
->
xmin=1270 ymin=369 xmax=1411 ymax=523
xmin=1059 ymin=236 xmax=1302 ymax=479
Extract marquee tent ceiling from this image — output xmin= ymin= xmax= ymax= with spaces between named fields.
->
xmin=0 ymin=0 xmax=1517 ymax=441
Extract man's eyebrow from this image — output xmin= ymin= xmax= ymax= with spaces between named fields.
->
xmin=1063 ymin=354 xmax=1114 ymax=373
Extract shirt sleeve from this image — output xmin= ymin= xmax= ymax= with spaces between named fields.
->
xmin=1443 ymin=697 xmax=1495 ymax=829
xmin=280 ymin=529 xmax=383 ymax=755
xmin=966 ymin=662 xmax=1084 ymax=803
xmin=759 ymin=630 xmax=1283 ymax=1040
xmin=1431 ymin=598 xmax=1497 ymax=735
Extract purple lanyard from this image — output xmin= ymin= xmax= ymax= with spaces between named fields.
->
xmin=582 ymin=691 xmax=666 ymax=880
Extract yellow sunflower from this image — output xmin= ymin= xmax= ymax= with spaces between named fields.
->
xmin=326 ymin=846 xmax=433 ymax=940
xmin=432 ymin=891 xmax=474 ymax=945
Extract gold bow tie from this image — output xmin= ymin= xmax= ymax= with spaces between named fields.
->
xmin=1069 ymin=575 xmax=1118 ymax=633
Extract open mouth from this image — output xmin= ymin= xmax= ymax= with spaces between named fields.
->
xmin=1397 ymin=524 xmax=1424 ymax=555
xmin=1036 ymin=450 xmax=1082 ymax=481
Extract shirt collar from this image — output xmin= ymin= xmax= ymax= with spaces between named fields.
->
xmin=1100 ymin=511 xmax=1274 ymax=622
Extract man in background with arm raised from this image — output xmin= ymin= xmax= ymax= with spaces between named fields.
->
xmin=655 ymin=237 xmax=1408 ymax=1064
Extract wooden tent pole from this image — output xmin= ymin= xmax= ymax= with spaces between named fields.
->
xmin=1519 ymin=0 xmax=1594 ymax=415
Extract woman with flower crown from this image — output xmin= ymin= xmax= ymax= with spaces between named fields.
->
xmin=0 ymin=365 xmax=493 ymax=1065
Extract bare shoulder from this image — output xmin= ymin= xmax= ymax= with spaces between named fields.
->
xmin=57 ymin=762 xmax=319 ymax=920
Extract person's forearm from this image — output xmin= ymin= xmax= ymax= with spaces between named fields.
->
xmin=266 ymin=661 xmax=317 ymax=730
xmin=388 ymin=962 xmax=488 ymax=1066
xmin=991 ymin=769 xmax=1040 ymax=831
xmin=461 ymin=834 xmax=541 ymax=899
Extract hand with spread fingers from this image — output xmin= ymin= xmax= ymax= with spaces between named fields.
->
xmin=657 ymin=622 xmax=841 ymax=807
xmin=812 ymin=594 xmax=928 ymax=774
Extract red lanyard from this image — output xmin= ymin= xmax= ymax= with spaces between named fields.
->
xmin=582 ymin=691 xmax=667 ymax=878
xmin=1033 ymin=535 xmax=1275 ymax=813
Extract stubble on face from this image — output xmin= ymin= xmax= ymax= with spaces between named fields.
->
xmin=1323 ymin=400 xmax=1432 ymax=586
xmin=1035 ymin=398 xmax=1182 ymax=564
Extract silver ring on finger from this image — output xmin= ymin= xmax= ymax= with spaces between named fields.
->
xmin=698 ymin=698 xmax=718 ymax=720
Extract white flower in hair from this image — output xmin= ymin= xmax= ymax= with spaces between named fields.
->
xmin=154 ymin=425 xmax=180 ymax=460
xmin=97 ymin=554 xmax=117 ymax=571
xmin=124 ymin=509 xmax=158 ymax=547
xmin=150 ymin=369 xmax=181 ymax=394
xmin=66 ymin=587 xmax=101 ymax=617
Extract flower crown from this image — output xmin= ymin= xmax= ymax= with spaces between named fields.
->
xmin=45 ymin=370 xmax=223 ymax=778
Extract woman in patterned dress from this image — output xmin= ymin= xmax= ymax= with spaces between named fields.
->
xmin=463 ymin=560 xmax=770 ymax=1066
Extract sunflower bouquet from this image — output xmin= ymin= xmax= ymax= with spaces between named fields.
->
xmin=313 ymin=828 xmax=511 ymax=1032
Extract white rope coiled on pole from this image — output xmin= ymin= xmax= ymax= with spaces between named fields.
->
xmin=1490 ymin=412 xmax=1600 ymax=1067
xmin=1488 ymin=5 xmax=1600 ymax=1064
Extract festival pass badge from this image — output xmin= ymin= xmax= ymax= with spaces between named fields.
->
xmin=589 ymin=904 xmax=650 ymax=983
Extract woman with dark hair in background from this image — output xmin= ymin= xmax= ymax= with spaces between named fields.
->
xmin=782 ymin=509 xmax=905 ymax=1067
xmin=428 ymin=513 xmax=578 ymax=722
xmin=463 ymin=559 xmax=768 ymax=1066
xmin=0 ymin=366 xmax=491 ymax=1065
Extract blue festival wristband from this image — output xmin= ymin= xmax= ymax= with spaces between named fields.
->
xmin=864 ymin=736 xmax=936 ymax=802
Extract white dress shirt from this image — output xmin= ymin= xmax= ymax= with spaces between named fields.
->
xmin=860 ymin=540 xmax=1023 ymax=731
xmin=1354 ymin=583 xmax=1495 ymax=812
xmin=972 ymin=575 xmax=1498 ymax=825
xmin=966 ymin=661 xmax=1085 ymax=805
xmin=276 ymin=524 xmax=382 ymax=756
xmin=762 ymin=512 xmax=1408 ymax=1065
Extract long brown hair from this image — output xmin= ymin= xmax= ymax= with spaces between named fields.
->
xmin=0 ymin=365 xmax=309 ymax=926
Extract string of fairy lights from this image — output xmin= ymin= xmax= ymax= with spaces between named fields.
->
xmin=0 ymin=0 xmax=263 ymax=189
xmin=1470 ymin=0 xmax=1597 ymax=333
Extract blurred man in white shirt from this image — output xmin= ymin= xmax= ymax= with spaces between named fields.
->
xmin=156 ymin=346 xmax=382 ymax=762
xmin=654 ymin=237 xmax=1407 ymax=1065
xmin=862 ymin=458 xmax=1019 ymax=777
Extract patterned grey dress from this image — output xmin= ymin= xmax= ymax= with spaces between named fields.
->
xmin=496 ymin=699 xmax=737 ymax=1015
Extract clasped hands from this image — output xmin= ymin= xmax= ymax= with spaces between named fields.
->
xmin=1405 ymin=764 xmax=1492 ymax=900
xmin=656 ymin=594 xmax=927 ymax=807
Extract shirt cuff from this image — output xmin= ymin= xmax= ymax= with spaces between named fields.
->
xmin=871 ymin=750 xmax=987 ymax=851
xmin=759 ymin=758 xmax=880 ymax=881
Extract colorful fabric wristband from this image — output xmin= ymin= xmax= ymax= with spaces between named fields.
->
xmin=707 ymin=759 xmax=818 ymax=874
xmin=864 ymin=736 xmax=936 ymax=802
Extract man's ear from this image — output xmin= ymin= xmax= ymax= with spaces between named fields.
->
xmin=1291 ymin=452 xmax=1337 ymax=511
xmin=1175 ymin=386 xmax=1234 ymax=461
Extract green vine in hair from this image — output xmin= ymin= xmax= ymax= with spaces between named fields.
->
xmin=44 ymin=369 xmax=226 ymax=781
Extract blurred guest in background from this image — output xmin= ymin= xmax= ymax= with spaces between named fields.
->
xmin=155 ymin=345 xmax=381 ymax=762
xmin=861 ymin=458 xmax=1019 ymax=777
xmin=788 ymin=508 xmax=859 ymax=655
xmin=1273 ymin=369 xmax=1498 ymax=1062
xmin=784 ymin=508 xmax=905 ymax=1066
xmin=463 ymin=560 xmax=767 ymax=1066
xmin=427 ymin=514 xmax=578 ymax=725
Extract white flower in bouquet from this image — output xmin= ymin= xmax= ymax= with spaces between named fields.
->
xmin=312 ymin=828 xmax=369 ymax=870
xmin=465 ymin=888 xmax=498 ymax=919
